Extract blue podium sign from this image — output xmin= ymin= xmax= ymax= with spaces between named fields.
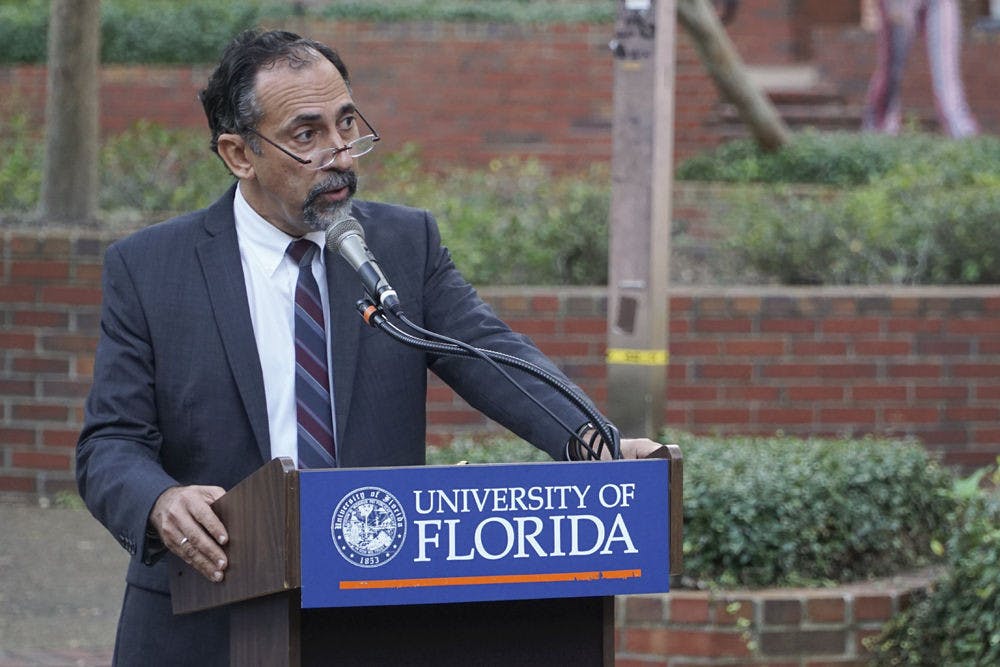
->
xmin=299 ymin=459 xmax=671 ymax=608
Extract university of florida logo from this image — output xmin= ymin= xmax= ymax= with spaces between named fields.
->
xmin=331 ymin=486 xmax=407 ymax=568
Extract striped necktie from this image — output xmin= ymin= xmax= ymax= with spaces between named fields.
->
xmin=286 ymin=239 xmax=336 ymax=469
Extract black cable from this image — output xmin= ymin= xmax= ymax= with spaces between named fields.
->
xmin=355 ymin=299 xmax=621 ymax=460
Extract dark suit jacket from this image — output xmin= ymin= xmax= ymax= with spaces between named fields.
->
xmin=77 ymin=185 xmax=592 ymax=595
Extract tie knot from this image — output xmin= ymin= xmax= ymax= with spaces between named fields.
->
xmin=287 ymin=239 xmax=318 ymax=267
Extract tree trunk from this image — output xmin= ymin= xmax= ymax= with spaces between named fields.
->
xmin=677 ymin=0 xmax=790 ymax=151
xmin=38 ymin=0 xmax=101 ymax=224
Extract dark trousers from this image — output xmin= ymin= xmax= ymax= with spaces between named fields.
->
xmin=113 ymin=584 xmax=229 ymax=666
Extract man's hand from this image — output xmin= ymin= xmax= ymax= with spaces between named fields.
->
xmin=618 ymin=438 xmax=667 ymax=459
xmin=149 ymin=485 xmax=228 ymax=583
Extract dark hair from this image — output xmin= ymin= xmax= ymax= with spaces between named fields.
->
xmin=199 ymin=29 xmax=351 ymax=155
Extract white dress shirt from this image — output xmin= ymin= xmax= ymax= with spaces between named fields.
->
xmin=233 ymin=183 xmax=336 ymax=466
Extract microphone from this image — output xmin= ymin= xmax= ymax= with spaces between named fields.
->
xmin=325 ymin=216 xmax=401 ymax=314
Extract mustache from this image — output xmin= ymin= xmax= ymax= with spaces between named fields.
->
xmin=303 ymin=170 xmax=358 ymax=209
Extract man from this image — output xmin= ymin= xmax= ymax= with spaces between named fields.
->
xmin=77 ymin=29 xmax=660 ymax=665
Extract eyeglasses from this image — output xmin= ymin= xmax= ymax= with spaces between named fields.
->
xmin=243 ymin=108 xmax=380 ymax=170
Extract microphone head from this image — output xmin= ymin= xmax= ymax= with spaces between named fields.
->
xmin=325 ymin=215 xmax=365 ymax=252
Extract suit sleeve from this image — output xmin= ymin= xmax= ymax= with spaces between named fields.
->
xmin=416 ymin=211 xmax=596 ymax=459
xmin=76 ymin=243 xmax=179 ymax=564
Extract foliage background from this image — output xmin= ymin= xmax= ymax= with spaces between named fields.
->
xmin=0 ymin=0 xmax=614 ymax=64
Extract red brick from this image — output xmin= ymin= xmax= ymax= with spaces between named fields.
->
xmin=42 ymin=429 xmax=80 ymax=448
xmin=11 ymin=404 xmax=69 ymax=422
xmin=695 ymin=318 xmax=753 ymax=334
xmin=822 ymin=318 xmax=881 ymax=334
xmin=667 ymin=386 xmax=717 ymax=401
xmin=723 ymin=386 xmax=780 ymax=401
xmin=763 ymin=599 xmax=802 ymax=626
xmin=39 ymin=286 xmax=103 ymax=306
xmin=724 ymin=340 xmax=784 ymax=356
xmin=0 ymin=379 xmax=35 ymax=396
xmin=697 ymin=364 xmax=752 ymax=380
xmin=563 ymin=317 xmax=605 ymax=335
xmin=0 ymin=428 xmax=35 ymax=445
xmin=884 ymin=407 xmax=940 ymax=424
xmin=692 ymin=408 xmax=750 ymax=424
xmin=529 ymin=295 xmax=558 ymax=312
xmin=787 ymin=386 xmax=843 ymax=401
xmin=887 ymin=363 xmax=943 ymax=378
xmin=713 ymin=597 xmax=754 ymax=626
xmin=760 ymin=319 xmax=815 ymax=334
xmin=11 ymin=451 xmax=71 ymax=471
xmin=668 ymin=596 xmax=710 ymax=624
xmin=854 ymin=595 xmax=893 ymax=622
xmin=9 ymin=260 xmax=70 ymax=280
xmin=0 ymin=475 xmax=36 ymax=493
xmin=758 ymin=408 xmax=814 ymax=424
xmin=854 ymin=340 xmax=910 ymax=356
xmin=624 ymin=596 xmax=665 ymax=623
xmin=624 ymin=628 xmax=751 ymax=658
xmin=852 ymin=385 xmax=908 ymax=401
xmin=40 ymin=334 xmax=98 ymax=353
xmin=0 ymin=332 xmax=36 ymax=350
xmin=806 ymin=596 xmax=846 ymax=623
xmin=819 ymin=408 xmax=877 ymax=423
xmin=954 ymin=363 xmax=1000 ymax=378
xmin=12 ymin=310 xmax=69 ymax=327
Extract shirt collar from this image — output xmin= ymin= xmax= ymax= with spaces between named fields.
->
xmin=233 ymin=183 xmax=328 ymax=276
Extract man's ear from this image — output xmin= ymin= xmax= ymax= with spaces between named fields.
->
xmin=217 ymin=133 xmax=255 ymax=180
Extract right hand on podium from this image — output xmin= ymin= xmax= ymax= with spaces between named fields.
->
xmin=149 ymin=485 xmax=229 ymax=583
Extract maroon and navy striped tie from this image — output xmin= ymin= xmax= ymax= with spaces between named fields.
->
xmin=287 ymin=239 xmax=336 ymax=469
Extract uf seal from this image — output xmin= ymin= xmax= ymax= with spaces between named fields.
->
xmin=331 ymin=486 xmax=407 ymax=567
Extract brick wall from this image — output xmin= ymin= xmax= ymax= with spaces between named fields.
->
xmin=1 ymin=6 xmax=995 ymax=174
xmin=616 ymin=569 xmax=936 ymax=665
xmin=5 ymin=222 xmax=997 ymax=495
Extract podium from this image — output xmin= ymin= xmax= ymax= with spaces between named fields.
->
xmin=170 ymin=450 xmax=682 ymax=666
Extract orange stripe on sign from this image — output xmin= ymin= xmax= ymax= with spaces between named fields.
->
xmin=339 ymin=569 xmax=642 ymax=590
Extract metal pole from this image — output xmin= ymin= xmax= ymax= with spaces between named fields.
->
xmin=606 ymin=0 xmax=676 ymax=437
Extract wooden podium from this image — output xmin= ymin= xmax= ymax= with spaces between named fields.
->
xmin=170 ymin=451 xmax=682 ymax=666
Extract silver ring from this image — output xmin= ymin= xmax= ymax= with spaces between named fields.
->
xmin=179 ymin=536 xmax=189 ymax=546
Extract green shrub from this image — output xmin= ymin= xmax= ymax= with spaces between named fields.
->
xmin=425 ymin=430 xmax=955 ymax=589
xmin=665 ymin=429 xmax=954 ymax=588
xmin=2 ymin=119 xmax=608 ymax=285
xmin=0 ymin=0 xmax=612 ymax=65
xmin=364 ymin=145 xmax=610 ymax=285
xmin=868 ymin=461 xmax=1000 ymax=666
xmin=675 ymin=130 xmax=1000 ymax=186
xmin=679 ymin=131 xmax=1000 ymax=285
xmin=99 ymin=120 xmax=232 ymax=214
xmin=426 ymin=437 xmax=552 ymax=465
xmin=0 ymin=114 xmax=43 ymax=213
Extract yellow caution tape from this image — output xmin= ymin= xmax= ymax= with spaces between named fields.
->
xmin=605 ymin=348 xmax=669 ymax=366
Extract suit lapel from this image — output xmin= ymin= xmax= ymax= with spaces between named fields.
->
xmin=327 ymin=243 xmax=362 ymax=456
xmin=196 ymin=188 xmax=272 ymax=463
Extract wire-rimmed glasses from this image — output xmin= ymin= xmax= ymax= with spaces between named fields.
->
xmin=243 ymin=108 xmax=380 ymax=170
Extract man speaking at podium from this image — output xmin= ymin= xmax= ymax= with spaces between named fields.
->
xmin=77 ymin=29 xmax=661 ymax=665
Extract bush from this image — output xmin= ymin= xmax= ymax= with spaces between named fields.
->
xmin=868 ymin=461 xmax=1000 ymax=666
xmin=2 ymin=120 xmax=608 ymax=285
xmin=99 ymin=121 xmax=232 ymax=214
xmin=0 ymin=114 xmax=43 ymax=213
xmin=425 ymin=431 xmax=956 ymax=589
xmin=426 ymin=437 xmax=552 ymax=465
xmin=364 ymin=145 xmax=610 ymax=285
xmin=678 ymin=131 xmax=1000 ymax=285
xmin=0 ymin=0 xmax=270 ymax=64
xmin=0 ymin=0 xmax=612 ymax=65
xmin=665 ymin=429 xmax=954 ymax=588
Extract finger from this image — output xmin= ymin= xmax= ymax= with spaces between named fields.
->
xmin=192 ymin=486 xmax=228 ymax=546
xmin=172 ymin=528 xmax=226 ymax=582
